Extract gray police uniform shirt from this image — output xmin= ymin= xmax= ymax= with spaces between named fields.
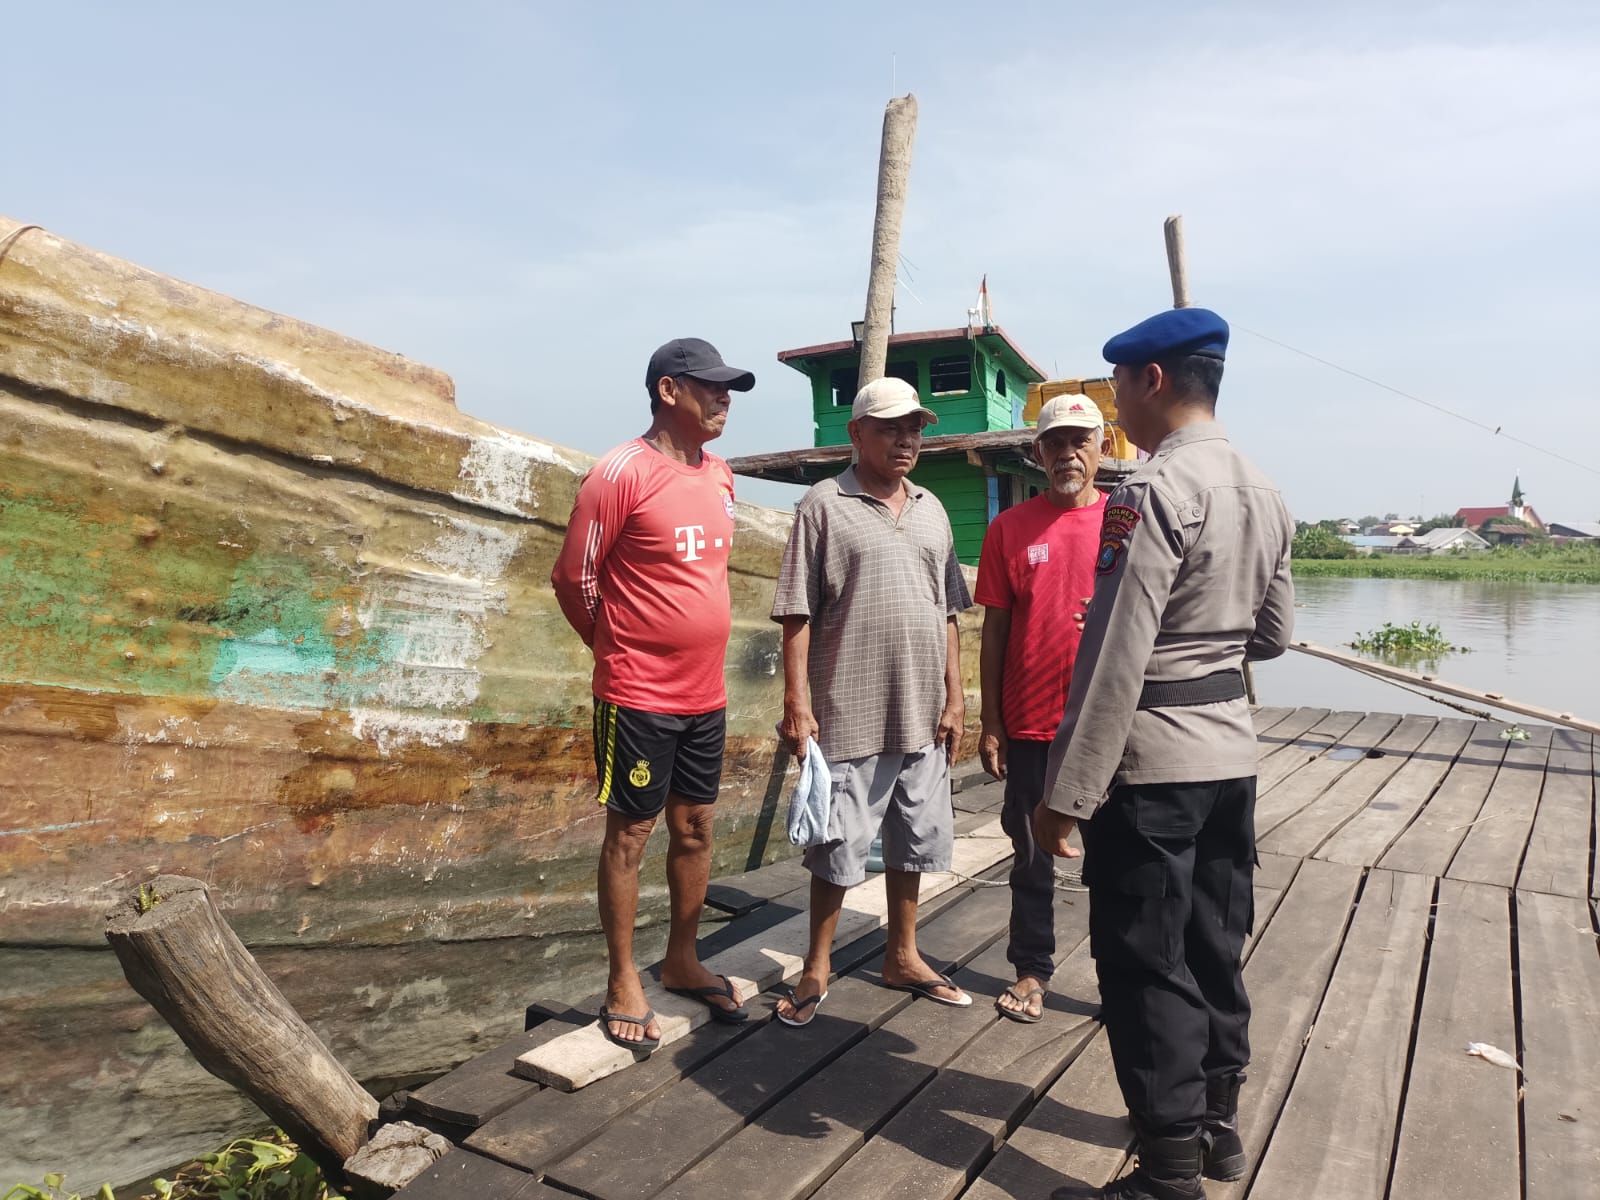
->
xmin=1044 ymin=422 xmax=1294 ymax=818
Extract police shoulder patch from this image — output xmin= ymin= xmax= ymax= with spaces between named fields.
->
xmin=1096 ymin=503 xmax=1142 ymax=576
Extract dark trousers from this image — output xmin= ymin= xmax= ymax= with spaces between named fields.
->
xmin=999 ymin=739 xmax=1057 ymax=982
xmin=1081 ymin=777 xmax=1256 ymax=1138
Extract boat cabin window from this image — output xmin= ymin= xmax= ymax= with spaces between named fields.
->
xmin=995 ymin=369 xmax=1008 ymax=396
xmin=832 ymin=360 xmax=922 ymax=405
xmin=930 ymin=355 xmax=973 ymax=396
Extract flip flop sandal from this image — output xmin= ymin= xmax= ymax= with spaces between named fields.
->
xmin=996 ymin=983 xmax=1046 ymax=1024
xmin=775 ymin=985 xmax=829 ymax=1028
xmin=598 ymin=1005 xmax=661 ymax=1052
xmin=664 ymin=973 xmax=749 ymax=1024
xmin=883 ymin=972 xmax=972 ymax=1007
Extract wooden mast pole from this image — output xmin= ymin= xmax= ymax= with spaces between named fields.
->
xmin=1162 ymin=215 xmax=1258 ymax=704
xmin=1163 ymin=215 xmax=1190 ymax=309
xmin=858 ymin=95 xmax=918 ymax=393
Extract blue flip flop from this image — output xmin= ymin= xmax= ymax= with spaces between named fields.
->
xmin=598 ymin=1006 xmax=661 ymax=1051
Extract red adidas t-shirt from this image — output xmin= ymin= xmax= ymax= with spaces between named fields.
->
xmin=551 ymin=438 xmax=736 ymax=714
xmin=974 ymin=491 xmax=1106 ymax=740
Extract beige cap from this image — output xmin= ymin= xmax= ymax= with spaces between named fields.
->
xmin=1035 ymin=394 xmax=1105 ymax=435
xmin=851 ymin=376 xmax=938 ymax=424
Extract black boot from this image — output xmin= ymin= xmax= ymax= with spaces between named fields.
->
xmin=1054 ymin=1132 xmax=1206 ymax=1199
xmin=1200 ymin=1073 xmax=1246 ymax=1182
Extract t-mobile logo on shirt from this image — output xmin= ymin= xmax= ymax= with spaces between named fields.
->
xmin=674 ymin=525 xmax=731 ymax=562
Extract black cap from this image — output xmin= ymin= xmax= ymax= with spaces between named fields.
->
xmin=645 ymin=337 xmax=756 ymax=397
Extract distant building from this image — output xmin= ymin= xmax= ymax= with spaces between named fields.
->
xmin=1456 ymin=474 xmax=1545 ymax=534
xmin=1341 ymin=535 xmax=1401 ymax=555
xmin=1396 ymin=527 xmax=1490 ymax=554
xmin=1548 ymin=521 xmax=1600 ymax=540
xmin=726 ymin=310 xmax=1138 ymax=564
xmin=1335 ymin=519 xmax=1360 ymax=535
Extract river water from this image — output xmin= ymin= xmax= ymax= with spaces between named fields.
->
xmin=1249 ymin=575 xmax=1598 ymax=722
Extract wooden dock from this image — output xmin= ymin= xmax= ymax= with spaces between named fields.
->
xmin=387 ymin=707 xmax=1599 ymax=1199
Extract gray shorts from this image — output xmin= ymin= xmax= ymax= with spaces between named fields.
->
xmin=802 ymin=743 xmax=953 ymax=887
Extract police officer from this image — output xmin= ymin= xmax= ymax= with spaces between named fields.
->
xmin=1032 ymin=308 xmax=1294 ymax=1200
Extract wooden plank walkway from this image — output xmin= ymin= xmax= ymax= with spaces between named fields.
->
xmin=392 ymin=709 xmax=1599 ymax=1199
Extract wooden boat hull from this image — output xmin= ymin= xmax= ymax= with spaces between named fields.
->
xmin=0 ymin=216 xmax=984 ymax=1186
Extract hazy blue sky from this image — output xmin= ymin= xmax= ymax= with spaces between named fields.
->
xmin=7 ymin=1 xmax=1598 ymax=521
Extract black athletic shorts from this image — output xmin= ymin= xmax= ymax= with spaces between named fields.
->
xmin=592 ymin=698 xmax=727 ymax=818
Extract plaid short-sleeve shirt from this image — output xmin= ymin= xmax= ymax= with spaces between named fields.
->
xmin=771 ymin=467 xmax=973 ymax=762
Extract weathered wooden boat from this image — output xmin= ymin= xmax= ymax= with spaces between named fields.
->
xmin=0 ymin=215 xmax=989 ymax=1188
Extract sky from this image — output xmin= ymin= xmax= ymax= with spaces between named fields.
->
xmin=5 ymin=1 xmax=1599 ymax=522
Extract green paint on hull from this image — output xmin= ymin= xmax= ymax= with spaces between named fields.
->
xmin=0 ymin=482 xmax=239 ymax=694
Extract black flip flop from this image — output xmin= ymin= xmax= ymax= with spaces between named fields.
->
xmin=996 ymin=983 xmax=1046 ymax=1024
xmin=664 ymin=973 xmax=749 ymax=1024
xmin=775 ymin=986 xmax=829 ymax=1028
xmin=598 ymin=1006 xmax=661 ymax=1051
xmin=882 ymin=972 xmax=973 ymax=1007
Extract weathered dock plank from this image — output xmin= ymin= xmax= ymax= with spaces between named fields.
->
xmin=405 ymin=1006 xmax=587 ymax=1128
xmin=1316 ymin=718 xmax=1476 ymax=868
xmin=959 ymin=1031 xmax=1131 ymax=1199
xmin=1448 ymin=724 xmax=1555 ymax=888
xmin=805 ymin=904 xmax=1097 ymax=1200
xmin=1258 ymin=714 xmax=1433 ymax=858
xmin=467 ymin=866 xmax=1004 ymax=1177
xmin=1248 ymin=705 xmax=1297 ymax=737
xmin=542 ymin=883 xmax=1013 ymax=1199
xmin=1208 ymin=857 xmax=1364 ymax=1200
xmin=1378 ymin=723 xmax=1507 ymax=878
xmin=650 ymin=957 xmax=1001 ymax=1200
xmin=1243 ymin=869 xmax=1432 ymax=1200
xmin=514 ymin=819 xmax=1012 ymax=1090
xmin=545 ymin=975 xmax=904 ymax=1200
xmin=1517 ymin=730 xmax=1595 ymax=899
xmin=1516 ymin=888 xmax=1600 ymax=1200
xmin=1387 ymin=878 xmax=1521 ymax=1200
xmin=954 ymin=776 xmax=1006 ymax=814
xmin=1254 ymin=712 xmax=1403 ymax=836
xmin=1253 ymin=709 xmax=1359 ymax=796
xmin=389 ymin=1148 xmax=560 ymax=1199
xmin=469 ymin=1014 xmax=759 ymax=1176
xmin=1254 ymin=706 xmax=1334 ymax=764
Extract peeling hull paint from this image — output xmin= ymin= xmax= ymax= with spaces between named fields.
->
xmin=0 ymin=214 xmax=983 ymax=1188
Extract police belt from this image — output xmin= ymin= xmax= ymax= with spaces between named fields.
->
xmin=1136 ymin=669 xmax=1247 ymax=710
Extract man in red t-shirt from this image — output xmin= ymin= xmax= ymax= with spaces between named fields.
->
xmin=551 ymin=337 xmax=755 ymax=1051
xmin=975 ymin=394 xmax=1111 ymax=1023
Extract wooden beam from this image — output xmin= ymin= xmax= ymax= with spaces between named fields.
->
xmin=1289 ymin=639 xmax=1600 ymax=735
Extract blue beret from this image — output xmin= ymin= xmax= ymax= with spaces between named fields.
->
xmin=1103 ymin=307 xmax=1229 ymax=365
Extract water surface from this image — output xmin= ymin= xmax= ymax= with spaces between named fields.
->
xmin=1250 ymin=576 xmax=1597 ymax=721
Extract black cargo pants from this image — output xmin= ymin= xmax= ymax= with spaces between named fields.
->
xmin=998 ymin=739 xmax=1057 ymax=982
xmin=1080 ymin=776 xmax=1256 ymax=1137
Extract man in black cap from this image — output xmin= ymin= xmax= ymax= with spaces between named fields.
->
xmin=552 ymin=338 xmax=756 ymax=1051
xmin=1031 ymin=308 xmax=1295 ymax=1199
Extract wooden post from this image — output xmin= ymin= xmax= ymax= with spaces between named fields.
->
xmin=858 ymin=94 xmax=918 ymax=394
xmin=1163 ymin=215 xmax=1189 ymax=309
xmin=104 ymin=874 xmax=378 ymax=1177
